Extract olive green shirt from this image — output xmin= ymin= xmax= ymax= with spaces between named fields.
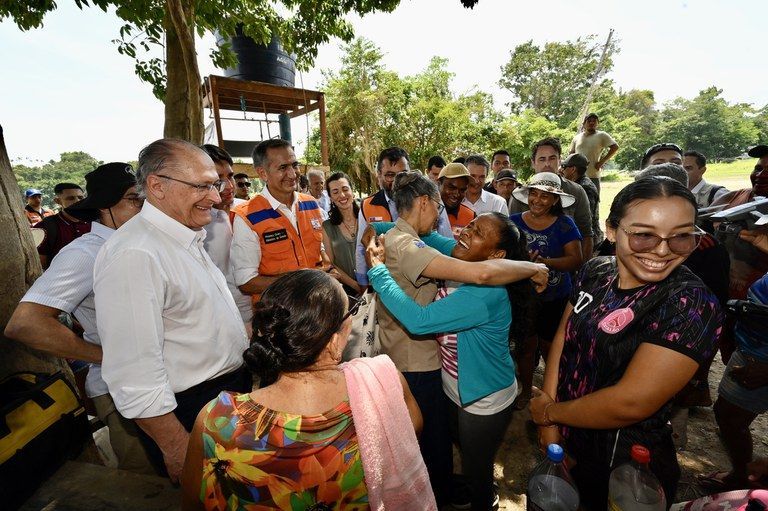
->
xmin=376 ymin=218 xmax=442 ymax=372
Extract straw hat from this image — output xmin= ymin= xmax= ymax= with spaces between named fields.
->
xmin=512 ymin=172 xmax=576 ymax=208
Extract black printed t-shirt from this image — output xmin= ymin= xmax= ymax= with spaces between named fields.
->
xmin=558 ymin=257 xmax=721 ymax=443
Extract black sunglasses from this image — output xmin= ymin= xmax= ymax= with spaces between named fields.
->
xmin=341 ymin=294 xmax=364 ymax=322
xmin=237 ymin=182 xmax=251 ymax=188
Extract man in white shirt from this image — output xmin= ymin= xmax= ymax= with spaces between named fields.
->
xmin=462 ymin=154 xmax=509 ymax=215
xmin=683 ymin=150 xmax=729 ymax=208
xmin=231 ymin=139 xmax=326 ymax=300
xmin=93 ymin=139 xmax=250 ymax=481
xmin=307 ymin=168 xmax=331 ymax=218
xmin=200 ymin=144 xmax=254 ymax=329
xmin=569 ymin=113 xmax=619 ymax=194
xmin=5 ymin=163 xmax=153 ymax=474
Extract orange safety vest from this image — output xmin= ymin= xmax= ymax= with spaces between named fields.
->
xmin=233 ymin=193 xmax=324 ymax=302
xmin=448 ymin=204 xmax=476 ymax=239
xmin=360 ymin=190 xmax=393 ymax=223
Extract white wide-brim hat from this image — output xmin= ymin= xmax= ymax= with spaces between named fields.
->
xmin=512 ymin=172 xmax=576 ymax=208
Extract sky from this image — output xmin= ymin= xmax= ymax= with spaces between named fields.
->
xmin=1 ymin=0 xmax=766 ymax=165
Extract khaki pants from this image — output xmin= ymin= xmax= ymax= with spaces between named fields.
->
xmin=91 ymin=393 xmax=156 ymax=475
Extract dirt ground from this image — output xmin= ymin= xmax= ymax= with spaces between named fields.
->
xmin=483 ymin=358 xmax=768 ymax=509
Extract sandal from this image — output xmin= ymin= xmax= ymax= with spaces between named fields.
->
xmin=696 ymin=471 xmax=749 ymax=492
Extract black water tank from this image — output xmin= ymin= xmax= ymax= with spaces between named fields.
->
xmin=220 ymin=27 xmax=296 ymax=87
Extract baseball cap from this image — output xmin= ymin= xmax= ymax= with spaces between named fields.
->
xmin=561 ymin=153 xmax=589 ymax=169
xmin=747 ymin=145 xmax=768 ymax=158
xmin=438 ymin=163 xmax=471 ymax=180
xmin=584 ymin=112 xmax=599 ymax=122
xmin=641 ymin=143 xmax=683 ymax=168
xmin=25 ymin=189 xmax=43 ymax=198
xmin=67 ymin=162 xmax=137 ymax=217
xmin=494 ymin=169 xmax=518 ymax=182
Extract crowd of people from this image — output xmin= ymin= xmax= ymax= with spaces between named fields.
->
xmin=7 ymin=111 xmax=768 ymax=511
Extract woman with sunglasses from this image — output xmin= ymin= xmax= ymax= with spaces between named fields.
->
xmin=530 ymin=177 xmax=722 ymax=510
xmin=181 ymin=269 xmax=432 ymax=510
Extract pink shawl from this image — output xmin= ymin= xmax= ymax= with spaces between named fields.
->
xmin=341 ymin=355 xmax=437 ymax=510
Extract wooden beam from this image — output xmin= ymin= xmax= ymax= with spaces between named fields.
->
xmin=210 ymin=76 xmax=224 ymax=148
xmin=319 ymin=93 xmax=328 ymax=166
xmin=287 ymin=102 xmax=321 ymax=119
xmin=212 ymin=75 xmax=323 ymax=102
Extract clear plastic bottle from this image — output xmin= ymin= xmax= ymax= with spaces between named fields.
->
xmin=608 ymin=444 xmax=666 ymax=510
xmin=527 ymin=443 xmax=580 ymax=511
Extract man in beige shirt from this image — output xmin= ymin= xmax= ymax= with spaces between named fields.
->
xmin=569 ymin=113 xmax=619 ymax=195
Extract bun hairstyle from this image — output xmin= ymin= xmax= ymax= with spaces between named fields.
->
xmin=392 ymin=171 xmax=439 ymax=215
xmin=243 ymin=270 xmax=346 ymax=386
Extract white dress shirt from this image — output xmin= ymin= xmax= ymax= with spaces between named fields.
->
xmin=230 ymin=187 xmax=324 ymax=286
xmin=316 ymin=190 xmax=331 ymax=219
xmin=463 ymin=189 xmax=509 ymax=216
xmin=94 ymin=201 xmax=248 ymax=419
xmin=203 ymin=204 xmax=254 ymax=324
xmin=22 ymin=222 xmax=114 ymax=398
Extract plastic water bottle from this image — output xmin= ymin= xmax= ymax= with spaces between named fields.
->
xmin=527 ymin=443 xmax=580 ymax=511
xmin=608 ymin=444 xmax=666 ymax=510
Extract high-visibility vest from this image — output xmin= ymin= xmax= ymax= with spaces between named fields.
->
xmin=232 ymin=193 xmax=324 ymax=302
xmin=448 ymin=204 xmax=476 ymax=239
xmin=360 ymin=190 xmax=393 ymax=223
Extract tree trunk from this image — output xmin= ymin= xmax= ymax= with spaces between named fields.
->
xmin=0 ymin=125 xmax=74 ymax=381
xmin=163 ymin=0 xmax=204 ymax=143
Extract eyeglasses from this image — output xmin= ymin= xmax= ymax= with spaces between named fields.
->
xmin=237 ymin=182 xmax=251 ymax=188
xmin=341 ymin=294 xmax=364 ymax=322
xmin=156 ymin=174 xmax=225 ymax=193
xmin=618 ymin=226 xmax=705 ymax=255
xmin=122 ymin=195 xmax=145 ymax=209
xmin=430 ymin=197 xmax=445 ymax=215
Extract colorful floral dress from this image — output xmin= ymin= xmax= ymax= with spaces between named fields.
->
xmin=199 ymin=391 xmax=369 ymax=510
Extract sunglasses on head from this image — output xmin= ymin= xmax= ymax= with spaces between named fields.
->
xmin=618 ymin=226 xmax=705 ymax=255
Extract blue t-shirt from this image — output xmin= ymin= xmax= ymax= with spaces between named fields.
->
xmin=510 ymin=213 xmax=582 ymax=301
xmin=735 ymin=272 xmax=768 ymax=360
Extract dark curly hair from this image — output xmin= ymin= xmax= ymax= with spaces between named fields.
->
xmin=485 ymin=212 xmax=536 ymax=346
xmin=326 ymin=172 xmax=360 ymax=226
xmin=244 ymin=270 xmax=346 ymax=385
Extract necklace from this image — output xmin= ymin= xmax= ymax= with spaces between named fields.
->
xmin=341 ymin=217 xmax=357 ymax=236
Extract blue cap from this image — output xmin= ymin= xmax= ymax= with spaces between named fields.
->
xmin=25 ymin=188 xmax=43 ymax=198
xmin=547 ymin=443 xmax=565 ymax=463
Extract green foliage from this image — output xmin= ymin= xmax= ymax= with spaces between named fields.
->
xmin=306 ymin=39 xmax=507 ymax=192
xmin=498 ymin=36 xmax=619 ymax=125
xmin=657 ymin=87 xmax=759 ymax=159
xmin=0 ymin=0 xmax=403 ymax=101
xmin=13 ymin=152 xmax=103 ymax=209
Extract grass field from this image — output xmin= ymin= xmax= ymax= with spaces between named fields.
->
xmin=597 ymin=160 xmax=754 ymax=222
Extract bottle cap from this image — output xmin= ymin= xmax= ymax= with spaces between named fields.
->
xmin=547 ymin=443 xmax=565 ymax=463
xmin=631 ymin=445 xmax=651 ymax=464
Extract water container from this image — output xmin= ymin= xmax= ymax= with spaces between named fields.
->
xmin=527 ymin=444 xmax=580 ymax=511
xmin=216 ymin=28 xmax=296 ymax=87
xmin=608 ymin=444 xmax=666 ymax=510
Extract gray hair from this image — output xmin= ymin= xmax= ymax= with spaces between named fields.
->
xmin=307 ymin=169 xmax=325 ymax=180
xmin=392 ymin=171 xmax=439 ymax=215
xmin=252 ymin=138 xmax=292 ymax=169
xmin=635 ymin=163 xmax=689 ymax=188
xmin=136 ymin=138 xmax=201 ymax=195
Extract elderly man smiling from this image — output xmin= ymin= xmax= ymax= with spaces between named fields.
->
xmin=94 ymin=139 xmax=251 ymax=481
